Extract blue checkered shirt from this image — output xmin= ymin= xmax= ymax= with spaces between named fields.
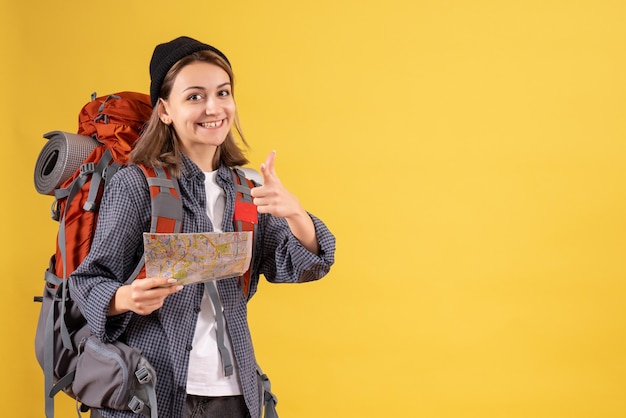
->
xmin=70 ymin=155 xmax=336 ymax=417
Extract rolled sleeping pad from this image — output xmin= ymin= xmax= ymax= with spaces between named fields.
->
xmin=34 ymin=131 xmax=99 ymax=196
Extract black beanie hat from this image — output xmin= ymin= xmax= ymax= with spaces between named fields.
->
xmin=149 ymin=36 xmax=231 ymax=107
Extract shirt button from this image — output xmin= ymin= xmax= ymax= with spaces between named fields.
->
xmin=178 ymin=386 xmax=186 ymax=394
xmin=186 ymin=344 xmax=193 ymax=351
xmin=194 ymin=306 xmax=201 ymax=313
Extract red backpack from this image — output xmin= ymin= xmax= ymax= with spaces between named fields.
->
xmin=33 ymin=92 xmax=260 ymax=417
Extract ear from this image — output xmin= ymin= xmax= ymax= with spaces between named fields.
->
xmin=157 ymin=99 xmax=171 ymax=125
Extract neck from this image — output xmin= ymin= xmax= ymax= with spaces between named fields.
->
xmin=182 ymin=145 xmax=218 ymax=172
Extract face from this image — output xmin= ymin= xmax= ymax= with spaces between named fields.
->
xmin=159 ymin=61 xmax=235 ymax=156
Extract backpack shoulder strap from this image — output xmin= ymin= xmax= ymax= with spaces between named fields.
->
xmin=232 ymin=168 xmax=259 ymax=299
xmin=140 ymin=165 xmax=183 ymax=233
xmin=124 ymin=165 xmax=182 ymax=418
xmin=128 ymin=165 xmax=183 ymax=284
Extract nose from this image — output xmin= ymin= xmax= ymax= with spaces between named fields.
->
xmin=205 ymin=96 xmax=219 ymax=114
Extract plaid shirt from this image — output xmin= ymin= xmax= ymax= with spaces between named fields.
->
xmin=70 ymin=155 xmax=336 ymax=418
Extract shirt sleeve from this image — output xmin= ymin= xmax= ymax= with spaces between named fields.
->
xmin=69 ymin=166 xmax=150 ymax=342
xmin=258 ymin=212 xmax=336 ymax=284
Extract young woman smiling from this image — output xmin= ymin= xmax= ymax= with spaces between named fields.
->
xmin=70 ymin=36 xmax=336 ymax=418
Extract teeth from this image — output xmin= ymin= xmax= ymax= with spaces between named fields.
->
xmin=201 ymin=120 xmax=223 ymax=128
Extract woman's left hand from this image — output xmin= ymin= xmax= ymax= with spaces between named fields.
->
xmin=250 ymin=150 xmax=320 ymax=254
xmin=251 ymin=150 xmax=304 ymax=219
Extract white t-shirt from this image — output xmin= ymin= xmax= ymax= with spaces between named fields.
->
xmin=186 ymin=170 xmax=242 ymax=396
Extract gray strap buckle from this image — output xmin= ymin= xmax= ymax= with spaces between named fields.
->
xmin=135 ymin=365 xmax=152 ymax=384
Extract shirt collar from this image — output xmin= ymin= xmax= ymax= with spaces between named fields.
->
xmin=179 ymin=153 xmax=205 ymax=181
xmin=179 ymin=153 xmax=232 ymax=184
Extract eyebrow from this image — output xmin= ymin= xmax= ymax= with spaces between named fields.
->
xmin=183 ymin=82 xmax=232 ymax=92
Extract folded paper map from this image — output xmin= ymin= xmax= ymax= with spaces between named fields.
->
xmin=143 ymin=232 xmax=253 ymax=285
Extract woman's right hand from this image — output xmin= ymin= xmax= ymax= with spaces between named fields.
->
xmin=109 ymin=277 xmax=183 ymax=316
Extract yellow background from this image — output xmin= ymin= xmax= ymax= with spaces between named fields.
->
xmin=3 ymin=0 xmax=626 ymax=417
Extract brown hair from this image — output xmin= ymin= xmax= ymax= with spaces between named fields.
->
xmin=130 ymin=50 xmax=249 ymax=176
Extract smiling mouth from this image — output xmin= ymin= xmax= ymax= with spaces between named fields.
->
xmin=200 ymin=119 xmax=224 ymax=128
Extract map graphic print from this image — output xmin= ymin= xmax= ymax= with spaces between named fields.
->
xmin=143 ymin=232 xmax=253 ymax=285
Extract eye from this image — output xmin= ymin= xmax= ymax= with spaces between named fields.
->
xmin=187 ymin=93 xmax=203 ymax=101
xmin=218 ymin=89 xmax=231 ymax=97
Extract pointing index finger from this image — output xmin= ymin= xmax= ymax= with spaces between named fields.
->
xmin=261 ymin=150 xmax=277 ymax=181
xmin=265 ymin=150 xmax=276 ymax=172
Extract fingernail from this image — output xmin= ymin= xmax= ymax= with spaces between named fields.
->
xmin=167 ymin=278 xmax=178 ymax=284
xmin=175 ymin=285 xmax=184 ymax=291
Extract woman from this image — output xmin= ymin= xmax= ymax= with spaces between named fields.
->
xmin=70 ymin=36 xmax=336 ymax=418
